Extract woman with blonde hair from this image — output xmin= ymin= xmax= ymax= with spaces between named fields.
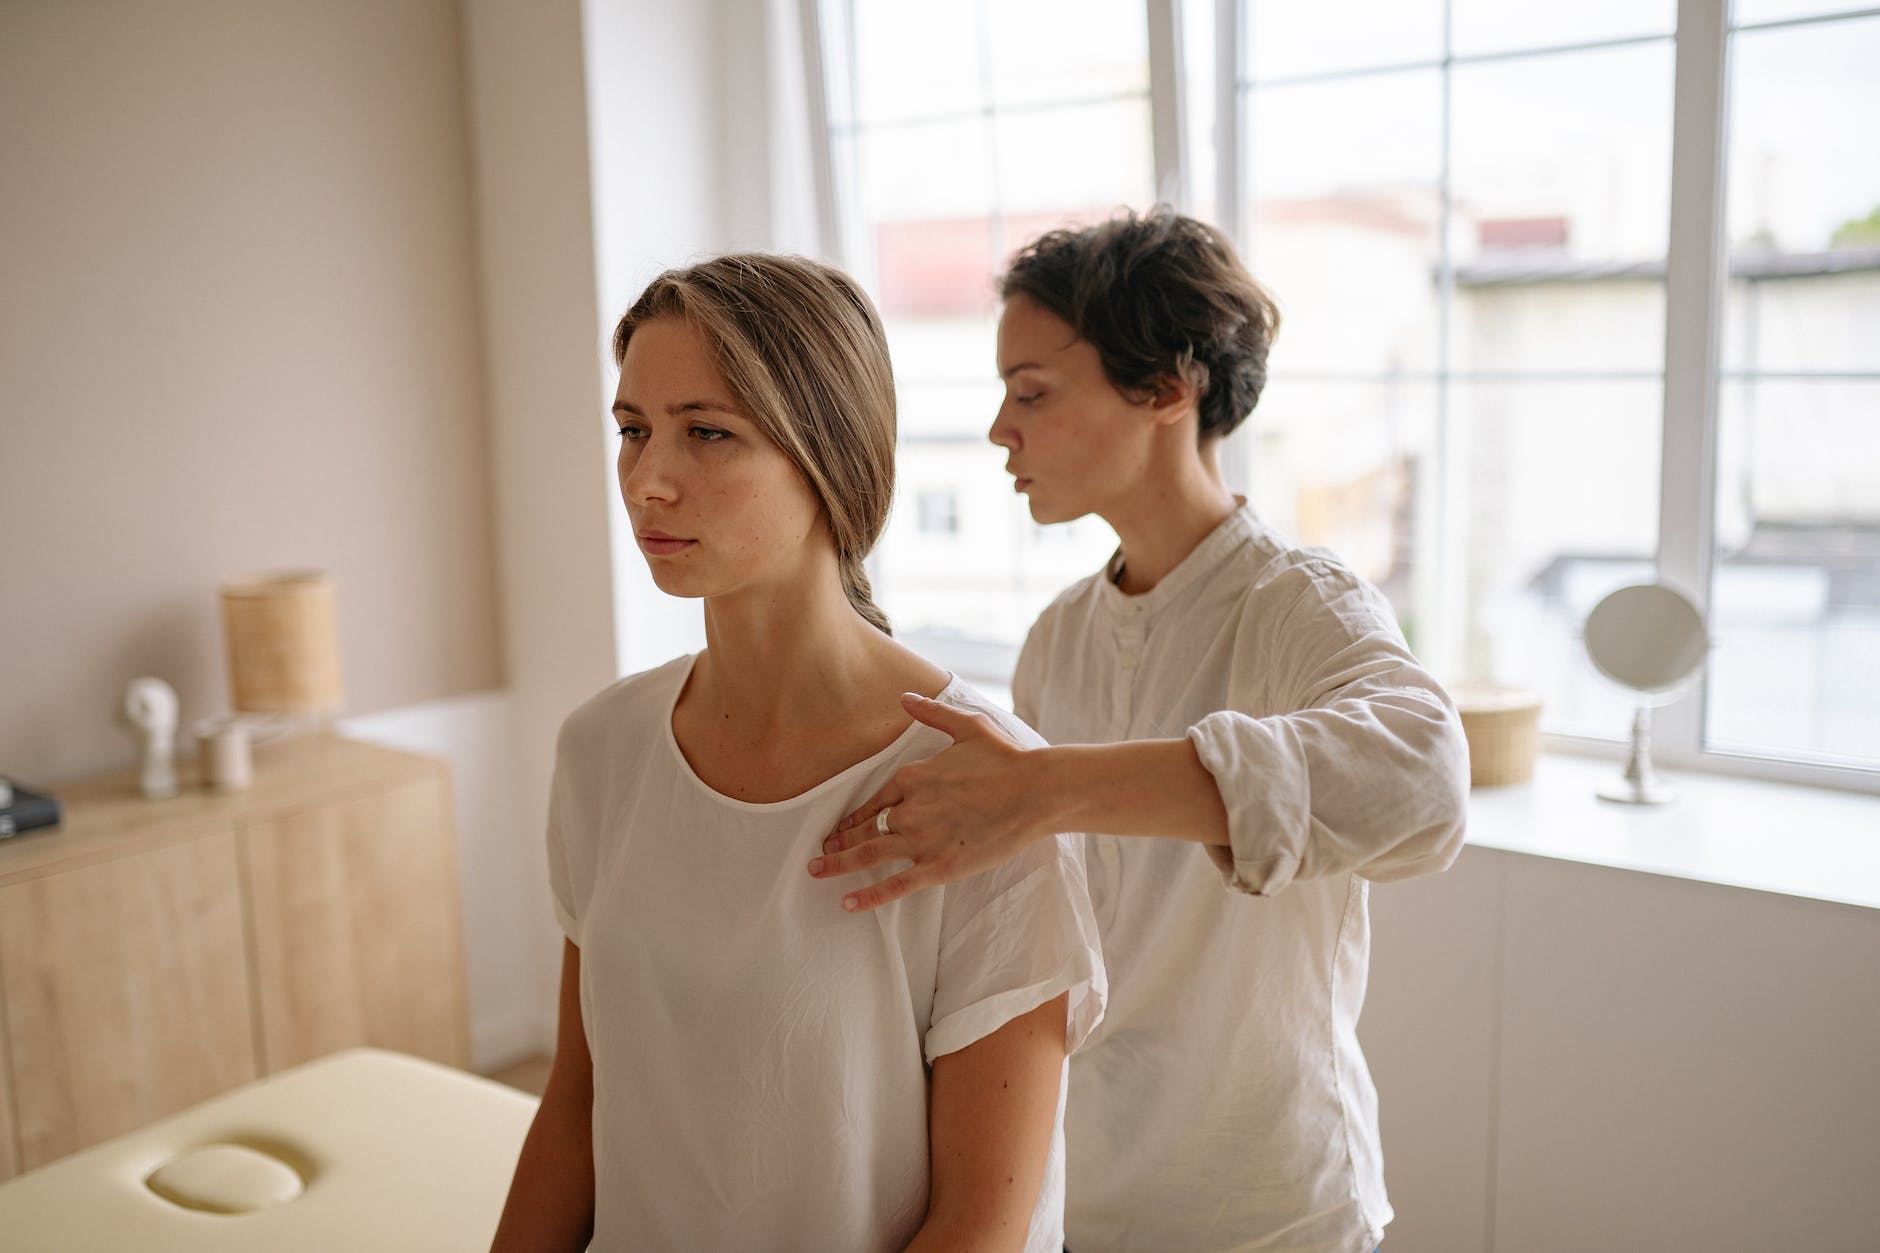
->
xmin=491 ymin=253 xmax=1104 ymax=1252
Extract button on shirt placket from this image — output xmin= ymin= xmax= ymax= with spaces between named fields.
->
xmin=1098 ymin=601 xmax=1150 ymax=897
xmin=1110 ymin=602 xmax=1146 ymax=740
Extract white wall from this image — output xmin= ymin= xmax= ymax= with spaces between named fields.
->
xmin=458 ymin=0 xmax=626 ymax=1051
xmin=582 ymin=0 xmax=800 ymax=680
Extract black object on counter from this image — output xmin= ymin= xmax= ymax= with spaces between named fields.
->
xmin=0 ymin=780 xmax=61 ymax=838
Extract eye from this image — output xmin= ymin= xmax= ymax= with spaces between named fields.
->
xmin=616 ymin=423 xmax=648 ymax=441
xmin=689 ymin=425 xmax=731 ymax=442
xmin=1015 ymin=392 xmax=1044 ymax=407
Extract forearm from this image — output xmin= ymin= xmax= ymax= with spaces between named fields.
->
xmin=489 ymin=1083 xmax=595 ymax=1253
xmin=1037 ymin=738 xmax=1229 ymax=846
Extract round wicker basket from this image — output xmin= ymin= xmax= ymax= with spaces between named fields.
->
xmin=1451 ymin=683 xmax=1543 ymax=787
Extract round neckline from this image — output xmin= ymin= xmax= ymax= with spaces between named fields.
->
xmin=1097 ymin=501 xmax=1257 ymax=618
xmin=660 ymin=653 xmax=961 ymax=814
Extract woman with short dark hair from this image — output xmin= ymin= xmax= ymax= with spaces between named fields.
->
xmin=813 ymin=208 xmax=1467 ymax=1252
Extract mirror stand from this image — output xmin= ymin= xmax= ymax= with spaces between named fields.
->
xmin=1599 ymin=705 xmax=1676 ymax=805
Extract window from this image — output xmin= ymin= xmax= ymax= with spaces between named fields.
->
xmin=1232 ymin=0 xmax=1676 ymax=744
xmin=1705 ymin=2 xmax=1880 ymax=770
xmin=809 ymin=0 xmax=1879 ymax=789
xmin=812 ymin=0 xmax=1155 ymax=671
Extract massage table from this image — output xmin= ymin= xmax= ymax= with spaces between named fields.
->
xmin=0 ymin=1048 xmax=538 ymax=1251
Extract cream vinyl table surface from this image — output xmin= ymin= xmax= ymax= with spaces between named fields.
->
xmin=0 ymin=1048 xmax=536 ymax=1251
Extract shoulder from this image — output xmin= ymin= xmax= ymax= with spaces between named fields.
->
xmin=930 ymin=677 xmax=1048 ymax=751
xmin=1224 ymin=520 xmax=1396 ymax=635
xmin=555 ymin=653 xmax=694 ymax=761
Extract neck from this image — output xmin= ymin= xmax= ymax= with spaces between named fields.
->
xmin=1100 ymin=434 xmax=1239 ymax=595
xmin=692 ymin=552 xmax=887 ymax=732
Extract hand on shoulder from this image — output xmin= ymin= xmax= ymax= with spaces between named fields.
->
xmin=808 ymin=692 xmax=1055 ymax=911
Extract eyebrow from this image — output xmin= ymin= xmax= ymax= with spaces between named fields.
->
xmin=998 ymin=361 xmax=1048 ymax=379
xmin=611 ymin=399 xmax=744 ymax=417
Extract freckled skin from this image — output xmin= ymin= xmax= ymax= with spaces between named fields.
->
xmin=989 ymin=293 xmax=1166 ymax=527
xmin=615 ymin=316 xmax=828 ymax=601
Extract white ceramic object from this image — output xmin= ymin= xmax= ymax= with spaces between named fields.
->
xmin=123 ymin=676 xmax=181 ymax=800
xmin=200 ymin=719 xmax=253 ymax=792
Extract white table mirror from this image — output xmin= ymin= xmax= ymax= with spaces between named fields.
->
xmin=1582 ymin=582 xmax=1709 ymax=805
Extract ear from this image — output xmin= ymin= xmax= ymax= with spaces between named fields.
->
xmin=1146 ymin=372 xmax=1199 ymax=428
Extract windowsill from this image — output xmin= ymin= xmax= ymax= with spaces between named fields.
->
xmin=1465 ymin=753 xmax=1880 ymax=910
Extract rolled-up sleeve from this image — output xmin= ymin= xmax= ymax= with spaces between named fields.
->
xmin=1188 ymin=564 xmax=1470 ymax=896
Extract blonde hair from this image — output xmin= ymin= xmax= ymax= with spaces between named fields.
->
xmin=613 ymin=254 xmax=896 ymax=634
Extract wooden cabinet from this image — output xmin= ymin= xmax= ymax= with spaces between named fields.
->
xmin=0 ymin=832 xmax=257 ymax=1171
xmin=0 ymin=973 xmax=18 ymax=1181
xmin=0 ymin=736 xmax=468 ymax=1179
xmin=243 ymin=778 xmax=465 ymax=1072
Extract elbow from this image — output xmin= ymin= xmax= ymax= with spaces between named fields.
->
xmin=1430 ymin=790 xmax=1469 ymax=874
xmin=1372 ymin=695 xmax=1472 ymax=881
xmin=1445 ymin=700 xmax=1472 ymax=810
xmin=1424 ymin=707 xmax=1473 ymax=871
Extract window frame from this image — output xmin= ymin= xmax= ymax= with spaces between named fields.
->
xmin=1590 ymin=0 xmax=1878 ymax=792
xmin=805 ymin=0 xmax=1880 ymax=794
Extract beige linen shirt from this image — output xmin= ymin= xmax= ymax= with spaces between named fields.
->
xmin=1013 ymin=503 xmax=1469 ymax=1253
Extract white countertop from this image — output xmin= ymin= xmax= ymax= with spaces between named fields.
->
xmin=1465 ymin=754 xmax=1880 ymax=910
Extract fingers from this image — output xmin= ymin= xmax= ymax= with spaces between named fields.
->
xmin=837 ymin=868 xmax=924 ymax=914
xmin=829 ymin=778 xmax=916 ymax=852
xmin=807 ymin=832 xmax=907 ymax=880
xmin=899 ymin=692 xmax=992 ymax=743
xmin=832 ymin=785 xmax=901 ymax=844
xmin=807 ymin=832 xmax=928 ymax=911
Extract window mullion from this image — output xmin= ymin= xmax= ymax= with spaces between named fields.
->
xmin=1147 ymin=0 xmax=1190 ymax=211
xmin=1657 ymin=0 xmax=1731 ymax=761
xmin=1214 ymin=0 xmax=1250 ymax=495
xmin=800 ymin=0 xmax=846 ymax=265
xmin=1213 ymin=0 xmax=1243 ymax=242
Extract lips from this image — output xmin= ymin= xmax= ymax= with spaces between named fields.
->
xmin=1011 ymin=476 xmax=1033 ymax=493
xmin=637 ymin=529 xmax=695 ymax=557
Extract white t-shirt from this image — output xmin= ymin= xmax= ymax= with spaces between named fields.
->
xmin=1014 ymin=505 xmax=1469 ymax=1253
xmin=546 ymin=653 xmax=1106 ymax=1252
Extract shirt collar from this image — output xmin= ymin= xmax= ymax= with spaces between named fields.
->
xmin=1096 ymin=499 xmax=1260 ymax=619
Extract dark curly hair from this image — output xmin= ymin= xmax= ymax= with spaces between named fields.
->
xmin=999 ymin=206 xmax=1280 ymax=442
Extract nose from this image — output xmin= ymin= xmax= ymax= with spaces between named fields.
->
xmin=988 ymin=400 xmax=1020 ymax=451
xmin=620 ymin=432 xmax=678 ymax=506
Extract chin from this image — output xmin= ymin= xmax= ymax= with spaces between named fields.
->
xmin=1025 ymin=495 xmax=1089 ymax=527
xmin=642 ymin=564 xmax=714 ymax=600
